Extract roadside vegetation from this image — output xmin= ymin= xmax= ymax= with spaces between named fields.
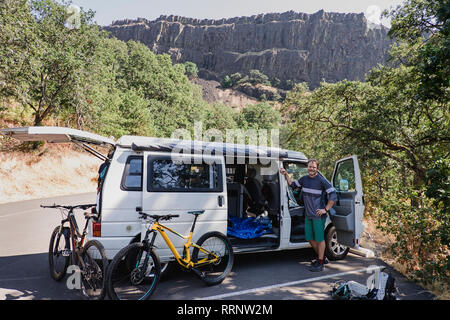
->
xmin=0 ymin=0 xmax=448 ymax=298
xmin=222 ymin=69 xmax=290 ymax=102
xmin=281 ymin=0 xmax=449 ymax=298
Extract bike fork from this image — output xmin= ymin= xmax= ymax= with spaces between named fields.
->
xmin=137 ymin=231 xmax=158 ymax=269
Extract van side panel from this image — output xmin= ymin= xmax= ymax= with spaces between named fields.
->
xmin=96 ymin=148 xmax=143 ymax=258
xmin=141 ymin=212 xmax=227 ymax=262
xmin=142 ymin=152 xmax=227 ymax=262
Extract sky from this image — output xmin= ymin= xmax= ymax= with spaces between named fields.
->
xmin=71 ymin=0 xmax=405 ymax=26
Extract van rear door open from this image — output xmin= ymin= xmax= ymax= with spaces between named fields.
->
xmin=329 ymin=155 xmax=365 ymax=248
xmin=1 ymin=126 xmax=115 ymax=161
xmin=1 ymin=126 xmax=115 ymax=146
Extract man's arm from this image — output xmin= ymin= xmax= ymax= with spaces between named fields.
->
xmin=280 ymin=168 xmax=293 ymax=186
xmin=280 ymin=168 xmax=302 ymax=189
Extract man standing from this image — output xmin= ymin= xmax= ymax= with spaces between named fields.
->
xmin=280 ymin=159 xmax=337 ymax=272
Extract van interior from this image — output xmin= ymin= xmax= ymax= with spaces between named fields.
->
xmin=225 ymin=161 xmax=307 ymax=252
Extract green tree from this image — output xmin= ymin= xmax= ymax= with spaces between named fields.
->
xmin=236 ymin=102 xmax=281 ymax=130
xmin=0 ymin=0 xmax=103 ymax=126
xmin=182 ymin=61 xmax=198 ymax=79
xmin=283 ymin=79 xmax=295 ymax=90
xmin=230 ymin=73 xmax=243 ymax=86
xmin=384 ymin=0 xmax=449 ymax=102
xmin=99 ymin=39 xmax=207 ymax=137
xmin=271 ymin=77 xmax=281 ymax=88
xmin=203 ymin=103 xmax=238 ymax=135
xmin=222 ymin=75 xmax=233 ymax=88
xmin=248 ymin=69 xmax=271 ymax=86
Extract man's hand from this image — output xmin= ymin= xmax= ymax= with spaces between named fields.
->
xmin=280 ymin=168 xmax=292 ymax=186
xmin=316 ymin=208 xmax=327 ymax=216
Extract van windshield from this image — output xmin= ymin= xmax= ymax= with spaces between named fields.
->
xmin=283 ymin=162 xmax=307 ymax=181
xmin=283 ymin=162 xmax=307 ymax=207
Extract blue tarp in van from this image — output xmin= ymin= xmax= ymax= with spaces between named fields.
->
xmin=227 ymin=216 xmax=272 ymax=239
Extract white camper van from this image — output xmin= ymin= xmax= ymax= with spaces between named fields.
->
xmin=1 ymin=126 xmax=365 ymax=267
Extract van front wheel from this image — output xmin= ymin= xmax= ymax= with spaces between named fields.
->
xmin=325 ymin=225 xmax=349 ymax=261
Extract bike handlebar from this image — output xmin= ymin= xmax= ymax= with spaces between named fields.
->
xmin=40 ymin=203 xmax=97 ymax=210
xmin=138 ymin=212 xmax=179 ymax=221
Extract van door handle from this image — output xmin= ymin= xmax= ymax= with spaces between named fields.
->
xmin=218 ymin=195 xmax=224 ymax=207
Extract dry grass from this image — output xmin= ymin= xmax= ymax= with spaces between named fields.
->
xmin=361 ymin=215 xmax=396 ymax=261
xmin=0 ymin=144 xmax=103 ymax=204
xmin=361 ymin=215 xmax=449 ymax=300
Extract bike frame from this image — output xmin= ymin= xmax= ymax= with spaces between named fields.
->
xmin=59 ymin=208 xmax=91 ymax=267
xmin=143 ymin=215 xmax=219 ymax=270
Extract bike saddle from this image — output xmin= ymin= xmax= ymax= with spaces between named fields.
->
xmin=187 ymin=210 xmax=205 ymax=215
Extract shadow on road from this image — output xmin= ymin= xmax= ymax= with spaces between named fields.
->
xmin=0 ymin=249 xmax=434 ymax=300
xmin=0 ymin=253 xmax=79 ymax=300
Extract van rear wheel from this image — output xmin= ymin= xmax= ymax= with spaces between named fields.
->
xmin=325 ymin=225 xmax=349 ymax=261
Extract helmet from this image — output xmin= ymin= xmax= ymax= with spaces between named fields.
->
xmin=331 ymin=281 xmax=351 ymax=300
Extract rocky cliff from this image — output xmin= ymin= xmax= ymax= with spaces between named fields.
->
xmin=105 ymin=10 xmax=392 ymax=88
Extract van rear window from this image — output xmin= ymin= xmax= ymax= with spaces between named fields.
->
xmin=121 ymin=156 xmax=143 ymax=191
xmin=148 ymin=157 xmax=223 ymax=192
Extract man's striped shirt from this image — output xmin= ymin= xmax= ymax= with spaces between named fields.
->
xmin=291 ymin=174 xmax=337 ymax=220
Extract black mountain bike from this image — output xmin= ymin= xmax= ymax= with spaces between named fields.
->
xmin=42 ymin=203 xmax=108 ymax=300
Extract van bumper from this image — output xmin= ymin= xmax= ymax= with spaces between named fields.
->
xmin=86 ymin=236 xmax=134 ymax=260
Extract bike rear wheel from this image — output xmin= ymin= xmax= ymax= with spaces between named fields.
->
xmin=80 ymin=240 xmax=108 ymax=300
xmin=48 ymin=226 xmax=70 ymax=281
xmin=192 ymin=231 xmax=234 ymax=286
xmin=106 ymin=242 xmax=161 ymax=300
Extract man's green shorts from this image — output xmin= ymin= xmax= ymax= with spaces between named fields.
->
xmin=305 ymin=217 xmax=326 ymax=242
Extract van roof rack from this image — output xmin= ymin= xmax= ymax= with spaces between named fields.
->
xmin=126 ymin=137 xmax=307 ymax=161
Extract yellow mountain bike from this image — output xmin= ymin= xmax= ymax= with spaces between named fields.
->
xmin=106 ymin=210 xmax=234 ymax=300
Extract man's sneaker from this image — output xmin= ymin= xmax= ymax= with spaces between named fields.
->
xmin=309 ymin=260 xmax=324 ymax=272
xmin=311 ymin=257 xmax=329 ymax=266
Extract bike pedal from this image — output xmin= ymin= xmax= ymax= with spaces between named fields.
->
xmin=190 ymin=267 xmax=204 ymax=280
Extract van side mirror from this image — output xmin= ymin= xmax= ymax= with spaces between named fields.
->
xmin=136 ymin=207 xmax=142 ymax=212
xmin=339 ymin=179 xmax=349 ymax=191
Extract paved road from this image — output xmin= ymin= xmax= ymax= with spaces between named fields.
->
xmin=0 ymin=193 xmax=434 ymax=300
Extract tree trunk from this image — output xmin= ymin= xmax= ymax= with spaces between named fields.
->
xmin=411 ymin=171 xmax=424 ymax=208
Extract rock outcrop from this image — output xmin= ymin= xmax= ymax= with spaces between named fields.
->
xmin=105 ymin=10 xmax=392 ymax=88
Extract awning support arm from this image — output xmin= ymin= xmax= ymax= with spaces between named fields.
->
xmin=73 ymin=141 xmax=109 ymax=162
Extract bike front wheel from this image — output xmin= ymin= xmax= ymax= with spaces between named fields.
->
xmin=106 ymin=242 xmax=161 ymax=300
xmin=80 ymin=240 xmax=108 ymax=300
xmin=192 ymin=231 xmax=234 ymax=286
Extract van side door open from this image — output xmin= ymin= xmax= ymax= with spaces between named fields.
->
xmin=329 ymin=155 xmax=365 ymax=248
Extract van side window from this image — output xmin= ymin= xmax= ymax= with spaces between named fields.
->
xmin=121 ymin=156 xmax=143 ymax=191
xmin=148 ymin=157 xmax=223 ymax=192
